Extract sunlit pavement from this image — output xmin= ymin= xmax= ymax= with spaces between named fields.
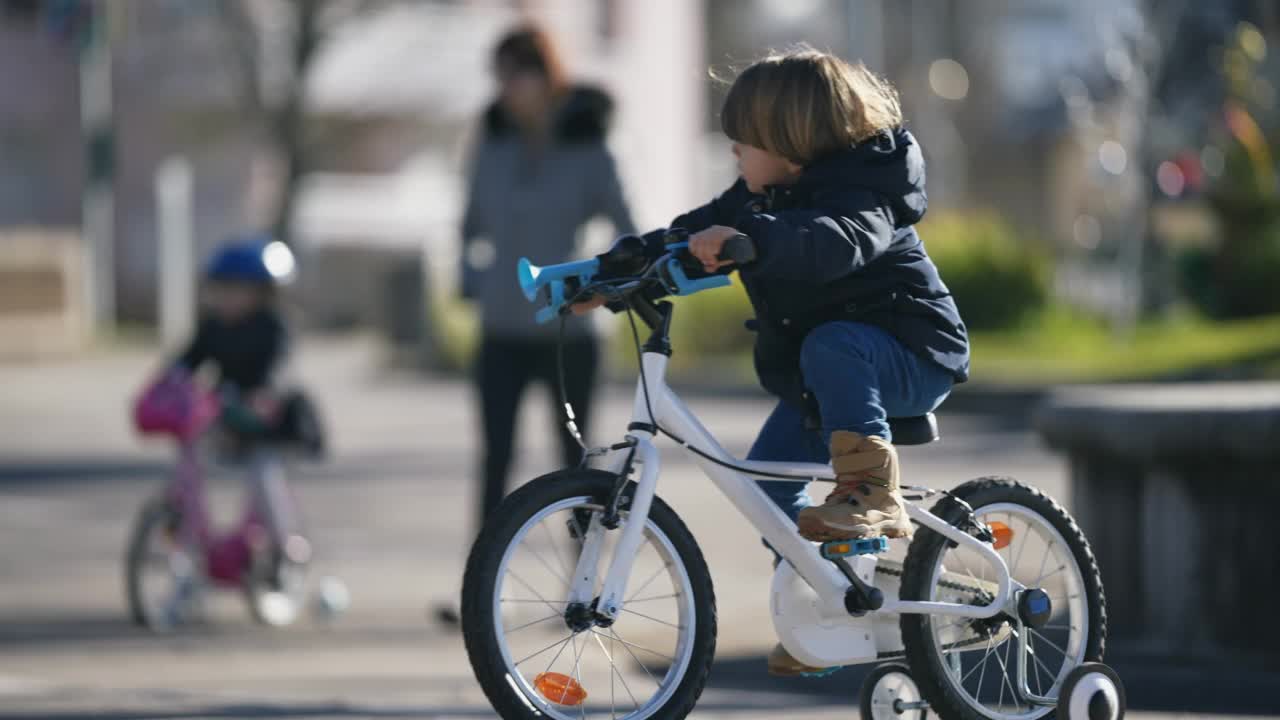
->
xmin=1 ymin=336 xmax=1274 ymax=719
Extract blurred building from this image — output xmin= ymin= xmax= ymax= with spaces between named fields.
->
xmin=0 ymin=1 xmax=87 ymax=356
xmin=0 ymin=0 xmax=705 ymax=338
xmin=704 ymin=0 xmax=1145 ymax=233
xmin=1 ymin=0 xmax=1275 ymax=344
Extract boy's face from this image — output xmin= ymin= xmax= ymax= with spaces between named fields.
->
xmin=205 ymin=281 xmax=265 ymax=322
xmin=734 ymin=142 xmax=803 ymax=194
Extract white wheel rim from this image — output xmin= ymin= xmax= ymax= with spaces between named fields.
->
xmin=136 ymin=516 xmax=200 ymax=630
xmin=926 ymin=502 xmax=1090 ymax=719
xmin=248 ymin=556 xmax=309 ymax=626
xmin=491 ymin=497 xmax=697 ymax=720
xmin=869 ymin=671 xmax=922 ymax=720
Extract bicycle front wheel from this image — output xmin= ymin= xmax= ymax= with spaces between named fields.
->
xmin=125 ymin=495 xmax=203 ymax=631
xmin=461 ymin=469 xmax=716 ymax=720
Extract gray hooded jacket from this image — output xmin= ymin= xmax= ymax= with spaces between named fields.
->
xmin=460 ymin=86 xmax=635 ymax=338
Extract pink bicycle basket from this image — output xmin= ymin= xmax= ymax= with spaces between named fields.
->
xmin=133 ymin=371 xmax=219 ymax=439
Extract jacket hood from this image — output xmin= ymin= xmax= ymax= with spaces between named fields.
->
xmin=796 ymin=127 xmax=928 ymax=226
xmin=482 ymin=85 xmax=614 ymax=144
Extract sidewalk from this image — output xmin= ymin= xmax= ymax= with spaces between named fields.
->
xmin=4 ymin=335 xmax=1271 ymax=718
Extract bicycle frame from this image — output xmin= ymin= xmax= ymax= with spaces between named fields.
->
xmin=168 ymin=440 xmax=216 ymax=550
xmin=582 ymin=349 xmax=1018 ymax=625
xmin=165 ymin=437 xmax=292 ymax=586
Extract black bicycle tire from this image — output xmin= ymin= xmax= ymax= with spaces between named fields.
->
xmin=461 ymin=469 xmax=717 ymax=720
xmin=899 ymin=477 xmax=1107 ymax=720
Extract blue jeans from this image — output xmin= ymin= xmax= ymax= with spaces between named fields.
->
xmin=748 ymin=322 xmax=955 ymax=522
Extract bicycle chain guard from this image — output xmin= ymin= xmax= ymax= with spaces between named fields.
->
xmin=772 ymin=555 xmax=1007 ymax=668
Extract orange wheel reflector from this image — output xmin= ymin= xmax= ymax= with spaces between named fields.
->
xmin=534 ymin=672 xmax=588 ymax=706
xmin=989 ymin=521 xmax=1014 ymax=550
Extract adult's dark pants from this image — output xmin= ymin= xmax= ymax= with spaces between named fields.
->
xmin=475 ymin=334 xmax=599 ymax=529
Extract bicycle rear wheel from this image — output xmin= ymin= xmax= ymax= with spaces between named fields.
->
xmin=900 ymin=477 xmax=1106 ymax=720
xmin=462 ymin=469 xmax=717 ymax=720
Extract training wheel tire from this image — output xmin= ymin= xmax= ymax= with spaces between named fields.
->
xmin=1059 ymin=662 xmax=1125 ymax=720
xmin=860 ymin=663 xmax=928 ymax=720
xmin=244 ymin=541 xmax=311 ymax=628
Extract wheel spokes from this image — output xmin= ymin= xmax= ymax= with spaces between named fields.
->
xmin=930 ymin=503 xmax=1089 ymax=719
xmin=491 ymin=498 xmax=694 ymax=719
xmin=515 ymin=632 xmax=575 ymax=668
xmin=590 ymin=627 xmax=639 ymax=716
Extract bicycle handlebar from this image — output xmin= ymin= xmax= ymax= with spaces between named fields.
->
xmin=517 ymin=230 xmax=756 ymax=324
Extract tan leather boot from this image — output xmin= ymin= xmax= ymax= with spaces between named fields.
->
xmin=797 ymin=430 xmax=913 ymax=541
xmin=766 ymin=642 xmax=831 ymax=677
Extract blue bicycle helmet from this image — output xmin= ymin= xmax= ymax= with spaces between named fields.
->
xmin=205 ymin=235 xmax=296 ymax=285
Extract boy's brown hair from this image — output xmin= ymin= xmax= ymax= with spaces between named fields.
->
xmin=720 ymin=48 xmax=903 ymax=166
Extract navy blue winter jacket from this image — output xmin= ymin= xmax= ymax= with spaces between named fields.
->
xmin=176 ymin=308 xmax=288 ymax=392
xmin=670 ymin=128 xmax=969 ymax=407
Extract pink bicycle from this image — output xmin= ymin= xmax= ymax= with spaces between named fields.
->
xmin=126 ymin=371 xmax=314 ymax=630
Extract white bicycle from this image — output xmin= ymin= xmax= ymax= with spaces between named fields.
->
xmin=461 ymin=233 xmax=1122 ymax=720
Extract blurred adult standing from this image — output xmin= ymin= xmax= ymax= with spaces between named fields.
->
xmin=460 ymin=25 xmax=635 ymax=528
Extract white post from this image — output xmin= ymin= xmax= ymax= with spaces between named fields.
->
xmin=79 ymin=2 xmax=116 ymax=332
xmin=612 ymin=0 xmax=706 ymax=227
xmin=157 ymin=156 xmax=195 ymax=350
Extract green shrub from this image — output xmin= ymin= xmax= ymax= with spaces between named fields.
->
xmin=917 ymin=211 xmax=1051 ymax=331
xmin=430 ymin=292 xmax=478 ymax=372
xmin=1215 ymin=220 xmax=1280 ymax=318
xmin=1201 ymin=134 xmax=1280 ymax=319
xmin=668 ymin=278 xmax=755 ymax=362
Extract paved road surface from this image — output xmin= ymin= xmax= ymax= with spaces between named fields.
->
xmin=0 ymin=337 xmax=1274 ymax=719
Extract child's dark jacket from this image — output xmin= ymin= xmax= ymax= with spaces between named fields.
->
xmin=671 ymin=128 xmax=969 ymax=407
xmin=176 ymin=308 xmax=288 ymax=392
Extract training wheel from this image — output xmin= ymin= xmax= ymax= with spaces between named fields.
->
xmin=860 ymin=663 xmax=928 ymax=720
xmin=1059 ymin=662 xmax=1125 ymax=720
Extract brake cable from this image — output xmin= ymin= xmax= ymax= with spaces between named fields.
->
xmin=554 ymin=273 xmax=821 ymax=482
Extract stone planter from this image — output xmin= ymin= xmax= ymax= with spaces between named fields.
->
xmin=1036 ymin=384 xmax=1280 ymax=663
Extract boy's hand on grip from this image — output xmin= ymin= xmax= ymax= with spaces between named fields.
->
xmin=689 ymin=225 xmax=740 ymax=272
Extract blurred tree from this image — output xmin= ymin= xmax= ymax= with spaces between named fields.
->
xmin=1202 ymin=19 xmax=1280 ymax=318
xmin=918 ymin=211 xmax=1050 ymax=332
xmin=1061 ymin=1 xmax=1277 ymax=323
xmin=215 ymin=0 xmax=389 ymax=247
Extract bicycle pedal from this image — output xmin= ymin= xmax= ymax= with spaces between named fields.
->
xmin=820 ymin=537 xmax=888 ymax=559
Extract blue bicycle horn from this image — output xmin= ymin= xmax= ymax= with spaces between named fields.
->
xmin=517 ymin=257 xmax=600 ymax=301
xmin=517 ymin=256 xmax=602 ymax=323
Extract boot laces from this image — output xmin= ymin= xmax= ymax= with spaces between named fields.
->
xmin=828 ymin=474 xmax=876 ymax=505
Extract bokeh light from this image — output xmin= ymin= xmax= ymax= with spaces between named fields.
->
xmin=928 ymin=58 xmax=969 ymax=101
xmin=1238 ymin=21 xmax=1267 ymax=62
xmin=1073 ymin=214 xmax=1102 ymax=249
xmin=1098 ymin=141 xmax=1127 ymax=175
xmin=1201 ymin=145 xmax=1226 ymax=177
xmin=1156 ymin=161 xmax=1185 ymax=198
xmin=262 ymin=240 xmax=296 ymax=280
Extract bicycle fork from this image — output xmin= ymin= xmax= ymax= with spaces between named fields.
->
xmin=568 ymin=432 xmax=661 ymax=623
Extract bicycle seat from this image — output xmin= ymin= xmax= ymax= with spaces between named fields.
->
xmin=888 ymin=413 xmax=939 ymax=446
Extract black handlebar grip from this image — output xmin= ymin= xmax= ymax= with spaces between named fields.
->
xmin=717 ymin=233 xmax=757 ymax=265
